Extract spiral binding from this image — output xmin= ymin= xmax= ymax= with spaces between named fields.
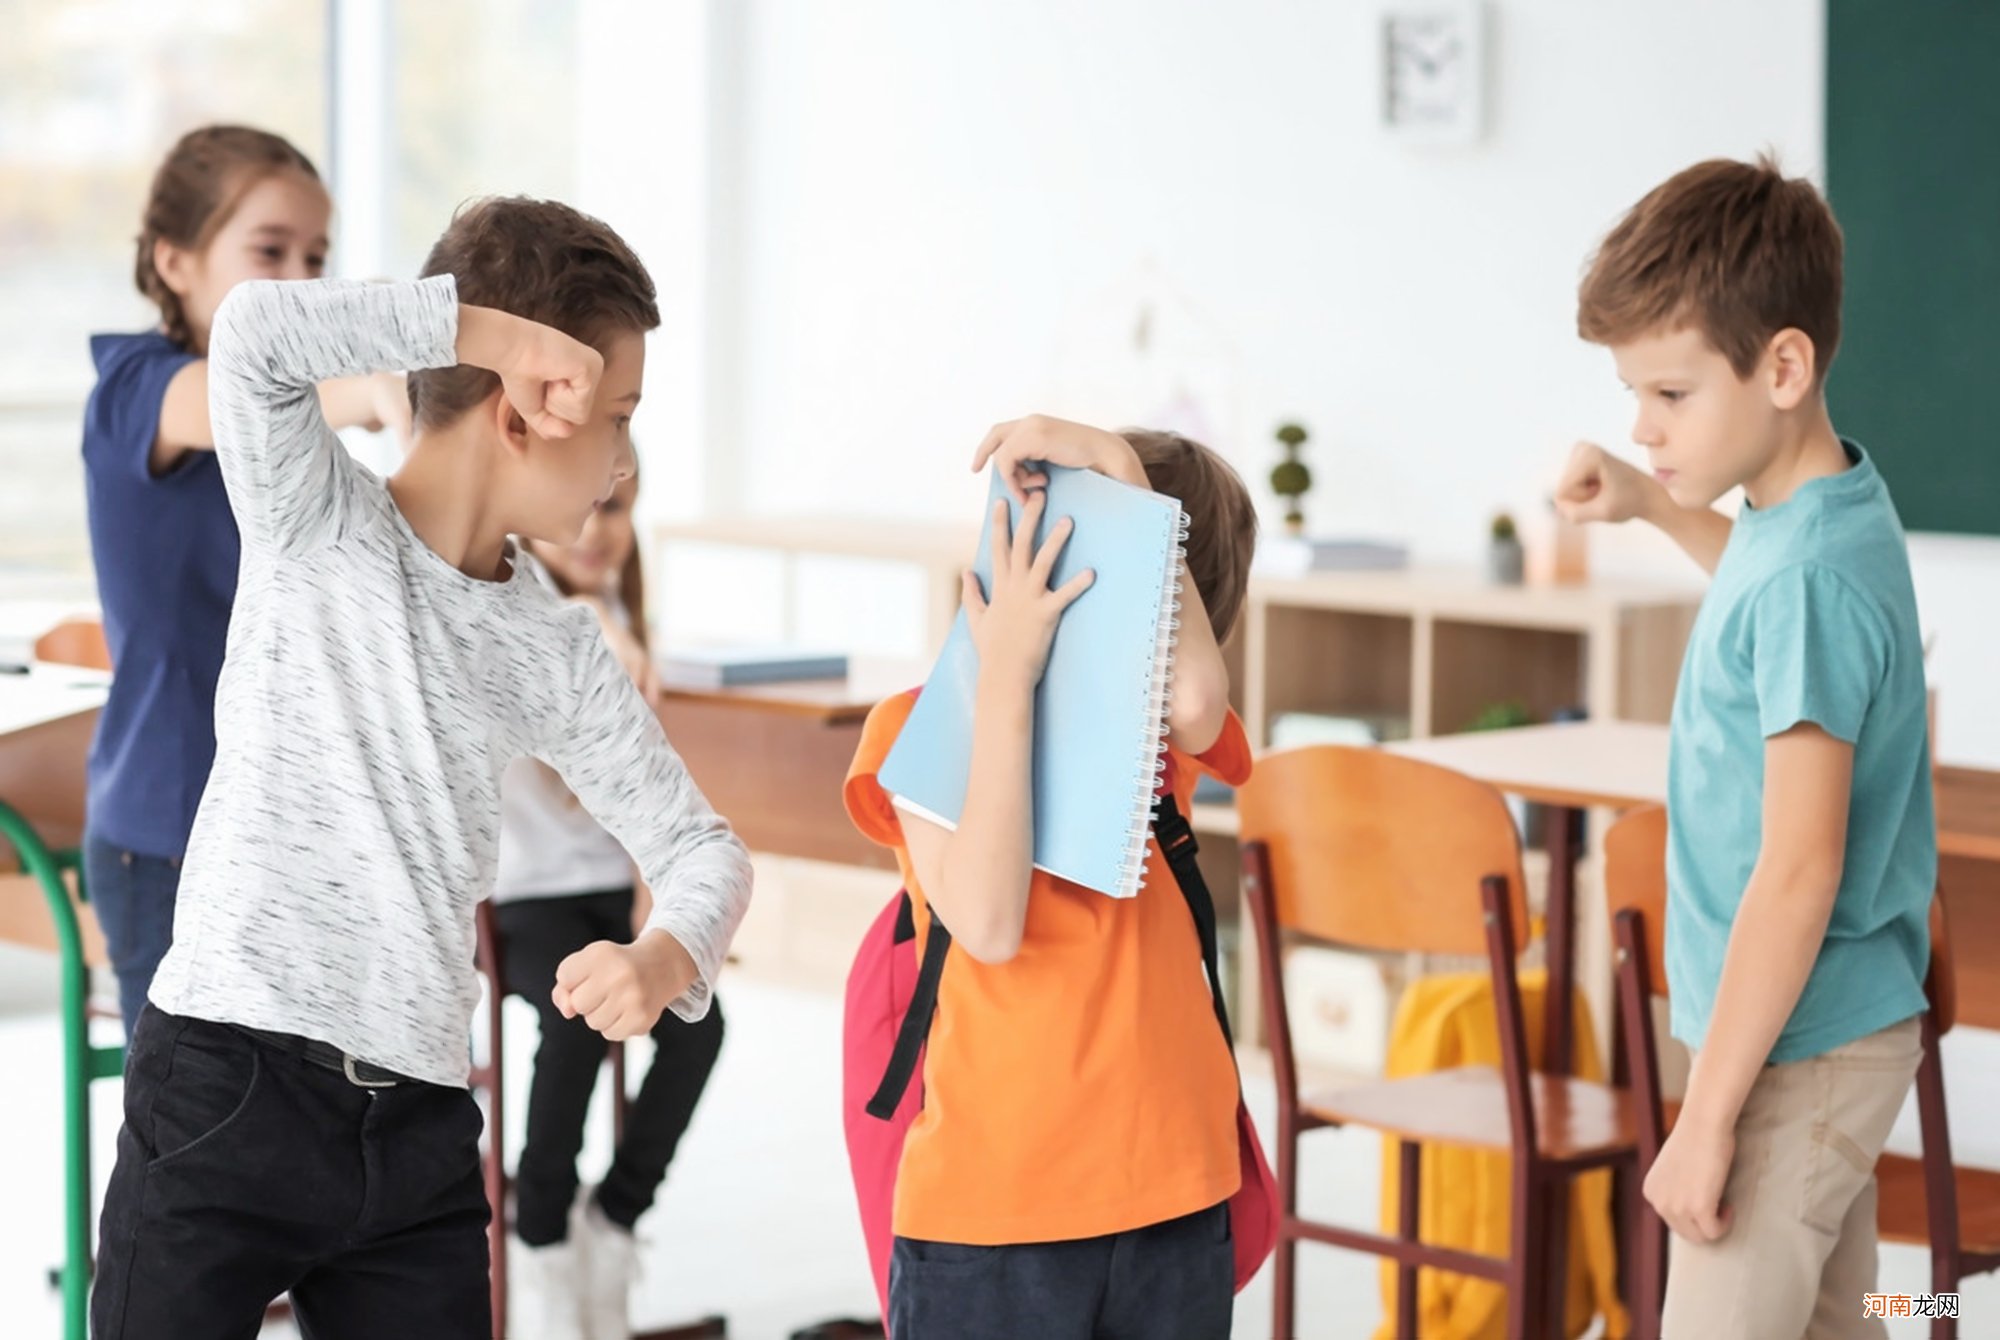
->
xmin=1114 ymin=505 xmax=1192 ymax=898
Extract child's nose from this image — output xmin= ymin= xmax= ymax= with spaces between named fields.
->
xmin=1630 ymin=410 xmax=1664 ymax=448
xmin=612 ymin=440 xmax=637 ymax=482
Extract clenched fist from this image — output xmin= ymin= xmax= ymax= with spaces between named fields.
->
xmin=552 ymin=931 xmax=698 ymax=1040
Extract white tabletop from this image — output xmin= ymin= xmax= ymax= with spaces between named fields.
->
xmin=0 ymin=662 xmax=110 ymax=739
xmin=1383 ymin=720 xmax=1669 ymax=810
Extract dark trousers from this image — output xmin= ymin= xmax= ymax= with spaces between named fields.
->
xmin=81 ymin=833 xmax=182 ymax=1041
xmin=888 ymin=1202 xmax=1234 ymax=1340
xmin=92 ymin=1006 xmax=491 ymax=1340
xmin=495 ymin=888 xmax=725 ymax=1245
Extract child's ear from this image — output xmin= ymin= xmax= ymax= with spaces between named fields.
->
xmin=1765 ymin=327 xmax=1819 ymax=410
xmin=489 ymin=388 xmax=532 ymax=459
xmin=153 ymin=238 xmax=196 ymax=298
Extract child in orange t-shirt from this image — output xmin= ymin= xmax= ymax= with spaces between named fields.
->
xmin=844 ymin=415 xmax=1259 ymax=1340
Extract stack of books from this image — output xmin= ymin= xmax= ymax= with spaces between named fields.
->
xmin=657 ymin=646 xmax=850 ymax=689
xmin=1253 ymin=536 xmax=1409 ymax=578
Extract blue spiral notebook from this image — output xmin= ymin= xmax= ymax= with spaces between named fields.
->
xmin=877 ymin=465 xmax=1188 ymax=899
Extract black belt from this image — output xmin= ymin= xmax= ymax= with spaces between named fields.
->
xmin=233 ymin=1025 xmax=416 ymax=1088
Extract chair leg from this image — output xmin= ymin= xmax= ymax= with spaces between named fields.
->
xmin=1273 ymin=1227 xmax=1297 ymax=1340
xmin=1395 ymin=1141 xmax=1422 ymax=1339
xmin=480 ymin=1008 xmax=508 ymax=1337
xmin=1930 ymin=1261 xmax=1958 ymax=1340
xmin=1630 ymin=1185 xmax=1666 ymax=1340
xmin=1541 ymin=1169 xmax=1569 ymax=1340
xmin=1611 ymin=1163 xmax=1634 ymax=1327
xmin=1274 ymin=1118 xmax=1300 ymax=1340
xmin=486 ymin=1138 xmax=507 ymax=1339
xmin=483 ymin=1089 xmax=508 ymax=1338
xmin=1507 ymin=1159 xmax=1547 ymax=1340
xmin=1931 ymin=1239 xmax=1962 ymax=1340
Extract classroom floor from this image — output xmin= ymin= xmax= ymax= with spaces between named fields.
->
xmin=3 ymin=956 xmax=1997 ymax=1339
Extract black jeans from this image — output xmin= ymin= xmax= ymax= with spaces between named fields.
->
xmin=888 ymin=1202 xmax=1234 ymax=1340
xmin=92 ymin=1006 xmax=491 ymax=1340
xmin=495 ymin=888 xmax=725 ymax=1245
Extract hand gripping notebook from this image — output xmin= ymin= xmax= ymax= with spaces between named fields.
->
xmin=877 ymin=464 xmax=1188 ymax=899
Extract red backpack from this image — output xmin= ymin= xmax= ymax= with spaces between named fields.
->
xmin=839 ymin=793 xmax=1279 ymax=1324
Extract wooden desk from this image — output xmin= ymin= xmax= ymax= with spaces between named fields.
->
xmin=653 ymin=660 xmax=921 ymax=872
xmin=0 ymin=665 xmax=107 ymax=844
xmin=1939 ymin=766 xmax=2000 ymax=863
xmin=0 ymin=665 xmax=109 ymax=961
xmin=1388 ymin=725 xmax=2000 ymax=860
xmin=1387 ymin=721 xmax=1668 ymax=811
xmin=0 ymin=650 xmax=939 ymax=960
xmin=1390 ymin=724 xmax=2000 ymax=854
xmin=1386 ymin=723 xmax=2000 ymax=1071
xmin=651 ymin=660 xmax=925 ymax=993
xmin=1935 ymin=767 xmax=2000 ymax=1028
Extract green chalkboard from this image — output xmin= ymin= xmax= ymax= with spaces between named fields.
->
xmin=1826 ymin=0 xmax=2000 ymax=536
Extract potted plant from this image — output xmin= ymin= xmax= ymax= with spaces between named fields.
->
xmin=1488 ymin=511 xmax=1524 ymax=585
xmin=1270 ymin=422 xmax=1312 ymax=537
xmin=1468 ymin=700 xmax=1534 ymax=733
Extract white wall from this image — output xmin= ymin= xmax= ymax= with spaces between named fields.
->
xmin=1909 ymin=534 xmax=2000 ymax=767
xmin=575 ymin=0 xmax=725 ymax=534
xmin=594 ymin=0 xmax=2000 ymax=764
xmin=715 ymin=0 xmax=1821 ymax=542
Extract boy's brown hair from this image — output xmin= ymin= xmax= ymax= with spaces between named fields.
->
xmin=411 ymin=197 xmax=660 ymax=431
xmin=1121 ymin=430 xmax=1257 ymax=644
xmin=136 ymin=124 xmax=322 ymax=349
xmin=1577 ymin=154 xmax=1844 ymax=383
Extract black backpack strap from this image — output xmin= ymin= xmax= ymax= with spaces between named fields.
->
xmin=1155 ymin=792 xmax=1234 ymax=1052
xmin=865 ymin=892 xmax=951 ymax=1120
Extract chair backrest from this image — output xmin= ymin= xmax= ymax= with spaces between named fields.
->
xmin=1603 ymin=804 xmax=1669 ymax=1000
xmin=1606 ymin=802 xmax=1959 ymax=1034
xmin=34 ymin=619 xmax=111 ymax=672
xmin=1235 ymin=744 xmax=1530 ymax=958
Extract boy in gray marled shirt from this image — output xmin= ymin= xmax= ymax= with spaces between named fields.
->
xmin=92 ymin=199 xmax=751 ymax=1340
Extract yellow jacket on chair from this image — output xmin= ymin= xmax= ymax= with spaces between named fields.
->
xmin=1372 ymin=968 xmax=1630 ymax=1340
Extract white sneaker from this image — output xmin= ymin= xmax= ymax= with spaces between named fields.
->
xmin=574 ymin=1191 xmax=639 ymax=1340
xmin=508 ymin=1234 xmax=588 ymax=1340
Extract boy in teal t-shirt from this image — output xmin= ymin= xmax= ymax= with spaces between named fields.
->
xmin=1667 ymin=446 xmax=1933 ymax=1063
xmin=1555 ymin=156 xmax=1933 ymax=1338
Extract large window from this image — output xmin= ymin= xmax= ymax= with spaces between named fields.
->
xmin=0 ymin=0 xmax=579 ymax=576
xmin=0 ymin=0 xmax=327 ymax=571
xmin=389 ymin=0 xmax=577 ymax=278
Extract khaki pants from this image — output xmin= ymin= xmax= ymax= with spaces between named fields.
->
xmin=1662 ymin=1015 xmax=1923 ymax=1340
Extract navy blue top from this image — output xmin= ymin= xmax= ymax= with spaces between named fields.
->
xmin=81 ymin=331 xmax=240 ymax=858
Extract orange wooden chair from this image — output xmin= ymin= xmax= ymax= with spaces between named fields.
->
xmin=33 ymin=619 xmax=111 ymax=672
xmin=1239 ymin=744 xmax=1637 ymax=1340
xmin=1606 ymin=804 xmax=2000 ymax=1340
